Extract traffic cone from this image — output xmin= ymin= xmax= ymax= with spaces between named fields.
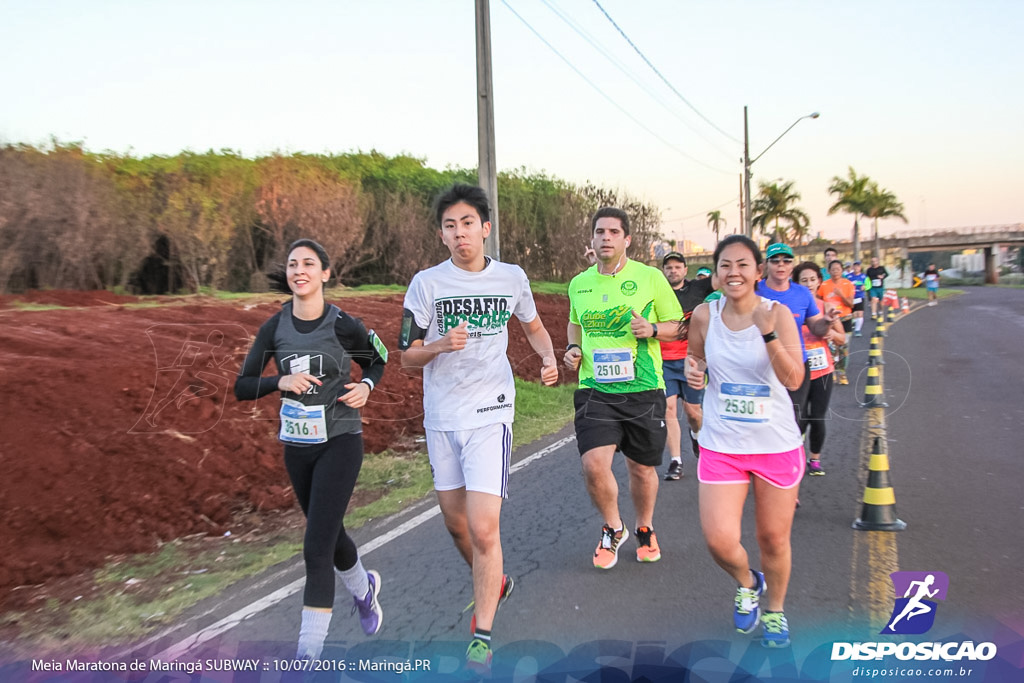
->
xmin=901 ymin=297 xmax=910 ymax=315
xmin=853 ymin=437 xmax=906 ymax=531
xmin=867 ymin=330 xmax=884 ymax=366
xmin=861 ymin=365 xmax=888 ymax=407
xmin=885 ymin=305 xmax=894 ymax=325
xmin=877 ymin=314 xmax=887 ymax=338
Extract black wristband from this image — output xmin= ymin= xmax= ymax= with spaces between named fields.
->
xmin=566 ymin=343 xmax=581 ymax=352
xmin=650 ymin=323 xmax=658 ymax=339
xmin=762 ymin=330 xmax=778 ymax=344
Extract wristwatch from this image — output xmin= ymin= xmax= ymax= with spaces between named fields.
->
xmin=761 ymin=330 xmax=778 ymax=344
xmin=566 ymin=343 xmax=581 ymax=352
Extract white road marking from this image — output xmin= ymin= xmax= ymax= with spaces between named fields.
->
xmin=145 ymin=434 xmax=576 ymax=661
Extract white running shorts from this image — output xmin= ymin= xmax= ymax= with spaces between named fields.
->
xmin=426 ymin=422 xmax=512 ymax=498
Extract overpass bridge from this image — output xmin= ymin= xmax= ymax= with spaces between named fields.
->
xmin=680 ymin=223 xmax=1023 ymax=285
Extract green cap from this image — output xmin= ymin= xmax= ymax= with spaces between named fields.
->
xmin=696 ymin=267 xmax=712 ymax=277
xmin=765 ymin=243 xmax=794 ymax=258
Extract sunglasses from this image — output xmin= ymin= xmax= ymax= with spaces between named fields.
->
xmin=768 ymin=256 xmax=794 ymax=264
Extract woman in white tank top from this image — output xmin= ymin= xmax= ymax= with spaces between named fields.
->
xmin=684 ymin=235 xmax=805 ymax=649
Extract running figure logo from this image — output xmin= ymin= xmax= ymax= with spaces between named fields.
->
xmin=881 ymin=571 xmax=949 ymax=635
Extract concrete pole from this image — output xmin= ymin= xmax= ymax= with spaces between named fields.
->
xmin=476 ymin=0 xmax=499 ymax=260
xmin=743 ymin=106 xmax=752 ymax=238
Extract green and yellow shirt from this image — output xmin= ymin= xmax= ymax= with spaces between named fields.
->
xmin=568 ymin=259 xmax=683 ymax=393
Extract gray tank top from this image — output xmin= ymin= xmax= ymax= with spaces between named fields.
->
xmin=274 ymin=302 xmax=360 ymax=441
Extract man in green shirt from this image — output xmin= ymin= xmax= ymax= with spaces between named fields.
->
xmin=563 ymin=207 xmax=684 ymax=569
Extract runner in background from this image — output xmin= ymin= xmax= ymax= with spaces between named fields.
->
xmin=755 ymin=243 xmax=838 ymax=424
xmin=817 ymin=260 xmax=854 ymax=385
xmin=820 ymin=247 xmax=838 ymax=281
xmin=866 ymin=256 xmax=889 ymax=320
xmin=847 ymin=261 xmax=868 ymax=336
xmin=793 ymin=262 xmax=846 ymax=475
xmin=235 ymin=239 xmax=387 ymax=659
xmin=685 ymin=235 xmax=805 ymax=649
xmin=399 ymin=183 xmax=559 ymax=676
xmin=565 ymin=207 xmax=684 ymax=569
xmin=924 ymin=263 xmax=940 ymax=306
xmin=660 ymin=252 xmax=714 ymax=480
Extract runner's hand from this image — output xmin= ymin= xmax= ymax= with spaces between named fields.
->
xmin=337 ymin=382 xmax=370 ymax=409
xmin=564 ymin=346 xmax=582 ymax=371
xmin=278 ymin=372 xmax=322 ymax=394
xmin=752 ymin=299 xmax=776 ymax=334
xmin=685 ymin=355 xmax=706 ymax=390
xmin=439 ymin=320 xmax=469 ymax=352
xmin=540 ymin=356 xmax=559 ymax=386
xmin=630 ymin=309 xmax=654 ymax=339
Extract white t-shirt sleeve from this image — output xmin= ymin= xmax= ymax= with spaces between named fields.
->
xmin=403 ymin=273 xmax=432 ymax=331
xmin=512 ymin=266 xmax=538 ymax=324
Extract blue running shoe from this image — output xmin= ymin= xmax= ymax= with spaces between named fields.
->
xmin=733 ymin=570 xmax=766 ymax=633
xmin=761 ymin=611 xmax=790 ymax=648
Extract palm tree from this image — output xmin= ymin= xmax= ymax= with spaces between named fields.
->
xmin=750 ymin=180 xmax=810 ymax=244
xmin=707 ymin=210 xmax=726 ymax=245
xmin=827 ymin=167 xmax=870 ymax=261
xmin=863 ymin=182 xmax=907 ymax=259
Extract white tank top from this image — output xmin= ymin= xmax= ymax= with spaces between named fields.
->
xmin=699 ymin=298 xmax=802 ymax=455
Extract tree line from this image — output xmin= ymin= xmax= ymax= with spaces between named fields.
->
xmin=749 ymin=168 xmax=907 ymax=260
xmin=0 ymin=143 xmax=661 ymax=294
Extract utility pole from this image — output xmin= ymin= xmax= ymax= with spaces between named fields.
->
xmin=743 ymin=106 xmax=752 ymax=238
xmin=476 ymin=0 xmax=499 ymax=259
xmin=738 ymin=173 xmax=744 ymax=234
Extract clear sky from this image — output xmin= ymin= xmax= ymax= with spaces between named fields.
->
xmin=2 ymin=0 xmax=1021 ymax=249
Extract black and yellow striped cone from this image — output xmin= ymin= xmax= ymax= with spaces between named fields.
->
xmin=877 ymin=314 xmax=887 ymax=338
xmin=867 ymin=331 xmax=884 ymax=366
xmin=886 ymin=305 xmax=895 ymax=325
xmin=853 ymin=437 xmax=906 ymax=531
xmin=862 ymin=365 xmax=888 ymax=407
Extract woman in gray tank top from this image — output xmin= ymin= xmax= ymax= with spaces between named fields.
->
xmin=235 ymin=239 xmax=387 ymax=659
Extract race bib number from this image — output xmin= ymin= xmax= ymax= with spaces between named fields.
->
xmin=925 ymin=274 xmax=938 ymax=283
xmin=807 ymin=346 xmax=829 ymax=372
xmin=279 ymin=398 xmax=328 ymax=444
xmin=593 ymin=348 xmax=634 ymax=383
xmin=872 ymin=278 xmax=883 ymax=288
xmin=718 ymin=383 xmax=771 ymax=423
xmin=853 ymin=296 xmax=863 ymax=304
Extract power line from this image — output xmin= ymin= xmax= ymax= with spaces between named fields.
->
xmin=539 ymin=0 xmax=738 ymax=163
xmin=500 ymin=0 xmax=734 ymax=175
xmin=663 ymin=195 xmax=739 ymax=223
xmin=590 ymin=0 xmax=740 ymax=145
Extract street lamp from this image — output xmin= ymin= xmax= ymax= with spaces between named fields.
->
xmin=743 ymin=107 xmax=820 ymax=238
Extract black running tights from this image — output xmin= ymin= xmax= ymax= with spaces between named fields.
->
xmin=800 ymin=373 xmax=834 ymax=454
xmin=284 ymin=432 xmax=364 ymax=608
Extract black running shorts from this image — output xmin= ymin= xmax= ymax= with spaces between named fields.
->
xmin=573 ymin=388 xmax=666 ymax=467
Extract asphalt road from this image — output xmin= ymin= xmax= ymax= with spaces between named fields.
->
xmin=67 ymin=287 xmax=1023 ymax=681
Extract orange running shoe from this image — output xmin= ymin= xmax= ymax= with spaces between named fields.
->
xmin=593 ymin=525 xmax=628 ymax=569
xmin=635 ymin=526 xmax=662 ymax=563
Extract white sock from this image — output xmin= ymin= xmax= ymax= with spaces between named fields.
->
xmin=297 ymin=608 xmax=332 ymax=659
xmin=337 ymin=557 xmax=370 ymax=600
xmin=854 ymin=317 xmax=863 ymax=333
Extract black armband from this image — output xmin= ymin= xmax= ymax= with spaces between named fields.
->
xmin=398 ymin=308 xmax=427 ymax=350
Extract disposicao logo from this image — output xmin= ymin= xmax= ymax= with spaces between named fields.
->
xmin=882 ymin=570 xmax=948 ymax=635
xmin=830 ymin=570 xmax=998 ymax=663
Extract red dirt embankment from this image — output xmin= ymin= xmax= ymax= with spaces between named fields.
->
xmin=0 ymin=291 xmax=569 ymax=609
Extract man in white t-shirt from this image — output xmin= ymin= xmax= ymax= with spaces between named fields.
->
xmin=399 ymin=183 xmax=558 ymax=675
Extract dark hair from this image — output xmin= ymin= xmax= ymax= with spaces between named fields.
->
xmin=824 ymin=247 xmax=837 ymax=255
xmin=712 ymin=234 xmax=762 ymax=269
xmin=792 ymin=261 xmax=822 ymax=284
xmin=267 ymin=238 xmax=332 ymax=294
xmin=433 ymin=183 xmax=490 ymax=227
xmin=591 ymin=207 xmax=630 ymax=236
xmin=827 ymin=259 xmax=844 ymax=271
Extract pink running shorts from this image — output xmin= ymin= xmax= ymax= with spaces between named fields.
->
xmin=697 ymin=445 xmax=805 ymax=489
